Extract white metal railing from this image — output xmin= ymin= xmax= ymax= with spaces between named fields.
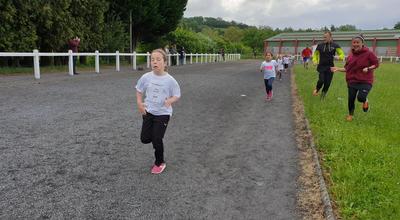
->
xmin=0 ymin=50 xmax=241 ymax=79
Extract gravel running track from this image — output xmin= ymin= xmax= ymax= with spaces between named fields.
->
xmin=0 ymin=60 xmax=300 ymax=219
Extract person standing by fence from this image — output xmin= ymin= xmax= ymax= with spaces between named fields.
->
xmin=68 ymin=36 xmax=81 ymax=75
xmin=178 ymin=46 xmax=185 ymax=65
xmin=331 ymin=34 xmax=379 ymax=121
xmin=170 ymin=44 xmax=177 ymax=66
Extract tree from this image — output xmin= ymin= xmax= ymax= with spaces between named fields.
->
xmin=394 ymin=22 xmax=400 ymax=29
xmin=0 ymin=0 xmax=38 ymax=52
xmin=224 ymin=26 xmax=244 ymax=43
xmin=103 ymin=14 xmax=129 ymax=52
xmin=108 ymin=0 xmax=187 ymax=51
xmin=0 ymin=0 xmax=38 ymax=66
xmin=337 ymin=24 xmax=357 ymax=31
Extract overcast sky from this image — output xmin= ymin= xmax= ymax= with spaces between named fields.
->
xmin=184 ymin=0 xmax=399 ymax=30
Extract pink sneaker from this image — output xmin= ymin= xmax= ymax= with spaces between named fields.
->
xmin=265 ymin=93 xmax=269 ymax=101
xmin=269 ymin=91 xmax=273 ymax=99
xmin=151 ymin=163 xmax=166 ymax=174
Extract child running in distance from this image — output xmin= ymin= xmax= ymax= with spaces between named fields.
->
xmin=136 ymin=49 xmax=181 ymax=174
xmin=283 ymin=54 xmax=290 ymax=74
xmin=260 ymin=52 xmax=278 ymax=101
xmin=331 ymin=34 xmax=379 ymax=121
xmin=276 ymin=54 xmax=284 ymax=81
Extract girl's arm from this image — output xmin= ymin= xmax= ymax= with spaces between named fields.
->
xmin=136 ymin=91 xmax=147 ymax=115
xmin=363 ymin=53 xmax=379 ymax=72
xmin=330 ymin=66 xmax=346 ymax=72
xmin=165 ymin=96 xmax=179 ymax=107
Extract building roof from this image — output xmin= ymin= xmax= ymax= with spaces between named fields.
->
xmin=265 ymin=30 xmax=400 ymax=42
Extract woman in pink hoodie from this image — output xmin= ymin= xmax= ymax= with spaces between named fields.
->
xmin=331 ymin=34 xmax=379 ymax=121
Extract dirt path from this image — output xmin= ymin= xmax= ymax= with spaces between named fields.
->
xmin=1 ymin=61 xmax=301 ymax=219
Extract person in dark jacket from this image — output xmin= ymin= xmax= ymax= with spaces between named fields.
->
xmin=178 ymin=46 xmax=185 ymax=65
xmin=312 ymin=31 xmax=345 ymax=98
xmin=68 ymin=36 xmax=81 ymax=75
xmin=331 ymin=34 xmax=379 ymax=121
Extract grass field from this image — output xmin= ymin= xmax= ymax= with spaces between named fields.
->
xmin=294 ymin=63 xmax=400 ymax=219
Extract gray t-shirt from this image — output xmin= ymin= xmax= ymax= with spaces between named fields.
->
xmin=260 ymin=60 xmax=278 ymax=79
xmin=135 ymin=71 xmax=181 ymax=116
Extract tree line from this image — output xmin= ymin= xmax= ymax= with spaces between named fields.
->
xmin=1 ymin=0 xmax=399 ymax=67
xmin=0 ymin=0 xmax=187 ymax=66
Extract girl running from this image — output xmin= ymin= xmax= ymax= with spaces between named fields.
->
xmin=260 ymin=52 xmax=278 ymax=101
xmin=331 ymin=34 xmax=379 ymax=121
xmin=276 ymin=55 xmax=284 ymax=81
xmin=135 ymin=49 xmax=181 ymax=174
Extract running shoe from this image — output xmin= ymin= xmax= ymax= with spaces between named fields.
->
xmin=312 ymin=89 xmax=318 ymax=96
xmin=362 ymin=99 xmax=369 ymax=112
xmin=151 ymin=163 xmax=166 ymax=174
xmin=346 ymin=115 xmax=353 ymax=122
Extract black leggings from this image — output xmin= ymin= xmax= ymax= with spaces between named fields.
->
xmin=140 ymin=113 xmax=170 ymax=166
xmin=348 ymin=83 xmax=372 ymax=115
xmin=316 ymin=69 xmax=334 ymax=94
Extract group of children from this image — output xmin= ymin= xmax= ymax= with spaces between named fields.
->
xmin=136 ymin=33 xmax=379 ymax=174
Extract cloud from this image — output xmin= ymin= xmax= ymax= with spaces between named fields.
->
xmin=184 ymin=0 xmax=399 ymax=29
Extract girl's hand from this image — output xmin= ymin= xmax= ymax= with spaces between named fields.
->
xmin=138 ymin=102 xmax=147 ymax=115
xmin=363 ymin=67 xmax=369 ymax=73
xmin=330 ymin=67 xmax=338 ymax=72
xmin=164 ymin=98 xmax=173 ymax=107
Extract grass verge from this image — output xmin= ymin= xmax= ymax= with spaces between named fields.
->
xmin=294 ymin=63 xmax=400 ymax=219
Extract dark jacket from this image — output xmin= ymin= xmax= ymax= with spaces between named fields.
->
xmin=312 ymin=41 xmax=345 ymax=72
xmin=345 ymin=47 xmax=379 ymax=85
xmin=68 ymin=39 xmax=80 ymax=52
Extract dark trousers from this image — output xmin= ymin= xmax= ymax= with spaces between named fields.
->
xmin=140 ymin=112 xmax=170 ymax=166
xmin=316 ymin=68 xmax=334 ymax=95
xmin=264 ymin=78 xmax=275 ymax=93
xmin=73 ymin=56 xmax=77 ymax=74
xmin=348 ymin=83 xmax=372 ymax=115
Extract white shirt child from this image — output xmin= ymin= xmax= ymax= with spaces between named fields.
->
xmin=136 ymin=71 xmax=181 ymax=116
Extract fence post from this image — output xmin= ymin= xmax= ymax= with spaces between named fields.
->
xmin=183 ymin=54 xmax=187 ymax=65
xmin=33 ymin=49 xmax=40 ymax=79
xmin=147 ymin=52 xmax=150 ymax=69
xmin=190 ymin=53 xmax=193 ymax=64
xmin=196 ymin=54 xmax=198 ymax=63
xmin=116 ymin=51 xmax=120 ymax=72
xmin=390 ymin=56 xmax=393 ymax=62
xmin=133 ymin=51 xmax=137 ymax=70
xmin=168 ymin=54 xmax=171 ymax=66
xmin=95 ymin=50 xmax=100 ymax=73
xmin=176 ymin=53 xmax=179 ymax=66
xmin=380 ymin=56 xmax=383 ymax=63
xmin=68 ymin=50 xmax=74 ymax=76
